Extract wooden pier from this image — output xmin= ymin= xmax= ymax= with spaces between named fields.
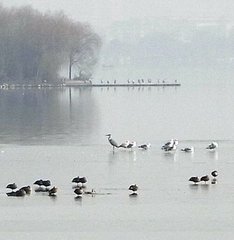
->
xmin=0 ymin=81 xmax=181 ymax=89
xmin=64 ymin=83 xmax=181 ymax=87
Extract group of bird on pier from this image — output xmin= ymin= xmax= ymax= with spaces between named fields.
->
xmin=101 ymin=79 xmax=153 ymax=85
xmin=100 ymin=79 xmax=178 ymax=85
xmin=106 ymin=134 xmax=218 ymax=153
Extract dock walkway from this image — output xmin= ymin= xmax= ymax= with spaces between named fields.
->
xmin=0 ymin=82 xmax=181 ymax=89
xmin=65 ymin=83 xmax=181 ymax=87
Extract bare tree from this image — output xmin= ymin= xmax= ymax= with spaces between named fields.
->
xmin=0 ymin=5 xmax=102 ymax=83
xmin=67 ymin=24 xmax=101 ymax=80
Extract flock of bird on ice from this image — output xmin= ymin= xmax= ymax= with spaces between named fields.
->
xmin=106 ymin=134 xmax=219 ymax=186
xmin=4 ymin=134 xmax=218 ymax=198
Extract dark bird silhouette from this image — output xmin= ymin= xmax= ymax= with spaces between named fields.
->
xmin=6 ymin=183 xmax=17 ymax=191
xmin=106 ymin=134 xmax=119 ymax=151
xmin=72 ymin=176 xmax=87 ymax=187
xmin=42 ymin=180 xmax=51 ymax=189
xmin=189 ymin=176 xmax=200 ymax=184
xmin=34 ymin=179 xmax=49 ymax=192
xmin=78 ymin=177 xmax=87 ymax=184
xmin=6 ymin=191 xmax=17 ymax=197
xmin=211 ymin=170 xmax=218 ymax=178
xmin=74 ymin=188 xmax=83 ymax=197
xmin=129 ymin=184 xmax=138 ymax=193
xmin=161 ymin=139 xmax=178 ymax=152
xmin=200 ymin=175 xmax=209 ymax=183
xmin=138 ymin=143 xmax=151 ymax=150
xmin=72 ymin=176 xmax=80 ymax=184
xmin=211 ymin=170 xmax=218 ymax=184
xmin=16 ymin=189 xmax=26 ymax=197
xmin=211 ymin=178 xmax=217 ymax=184
xmin=126 ymin=141 xmax=137 ymax=149
xmin=48 ymin=186 xmax=57 ymax=196
xmin=20 ymin=186 xmax=31 ymax=194
xmin=161 ymin=139 xmax=173 ymax=150
xmin=7 ymin=189 xmax=26 ymax=197
xmin=181 ymin=147 xmax=194 ymax=152
xmin=206 ymin=142 xmax=218 ymax=150
xmin=34 ymin=179 xmax=43 ymax=187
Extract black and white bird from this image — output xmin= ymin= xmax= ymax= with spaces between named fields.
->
xmin=126 ymin=141 xmax=137 ymax=149
xmin=162 ymin=139 xmax=178 ymax=152
xmin=138 ymin=143 xmax=151 ymax=150
xmin=74 ymin=188 xmax=83 ymax=197
xmin=20 ymin=186 xmax=31 ymax=194
xmin=6 ymin=183 xmax=17 ymax=191
xmin=118 ymin=140 xmax=130 ymax=148
xmin=48 ymin=186 xmax=57 ymax=196
xmin=7 ymin=189 xmax=26 ymax=197
xmin=72 ymin=176 xmax=87 ymax=188
xmin=211 ymin=170 xmax=218 ymax=184
xmin=129 ymin=184 xmax=138 ymax=195
xmin=34 ymin=179 xmax=43 ymax=187
xmin=161 ymin=139 xmax=173 ymax=150
xmin=211 ymin=170 xmax=218 ymax=178
xmin=206 ymin=142 xmax=218 ymax=150
xmin=189 ymin=176 xmax=200 ymax=184
xmin=42 ymin=180 xmax=51 ymax=189
xmin=33 ymin=179 xmax=45 ymax=192
xmin=211 ymin=178 xmax=217 ymax=184
xmin=181 ymin=147 xmax=194 ymax=152
xmin=200 ymin=175 xmax=209 ymax=183
xmin=106 ymin=134 xmax=119 ymax=151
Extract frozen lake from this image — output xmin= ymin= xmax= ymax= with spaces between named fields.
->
xmin=0 ymin=78 xmax=234 ymax=239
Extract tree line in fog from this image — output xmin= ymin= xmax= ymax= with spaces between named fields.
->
xmin=0 ymin=5 xmax=101 ymax=84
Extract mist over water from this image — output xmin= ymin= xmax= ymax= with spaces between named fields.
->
xmin=1 ymin=67 xmax=234 ymax=145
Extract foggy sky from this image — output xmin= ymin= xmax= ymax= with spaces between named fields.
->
xmin=1 ymin=0 xmax=234 ymax=30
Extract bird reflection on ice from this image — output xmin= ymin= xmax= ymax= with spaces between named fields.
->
xmin=207 ymin=150 xmax=218 ymax=161
xmin=108 ymin=148 xmax=137 ymax=163
xmin=163 ymin=151 xmax=178 ymax=162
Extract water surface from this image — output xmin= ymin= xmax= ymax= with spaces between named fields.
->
xmin=0 ymin=80 xmax=234 ymax=239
